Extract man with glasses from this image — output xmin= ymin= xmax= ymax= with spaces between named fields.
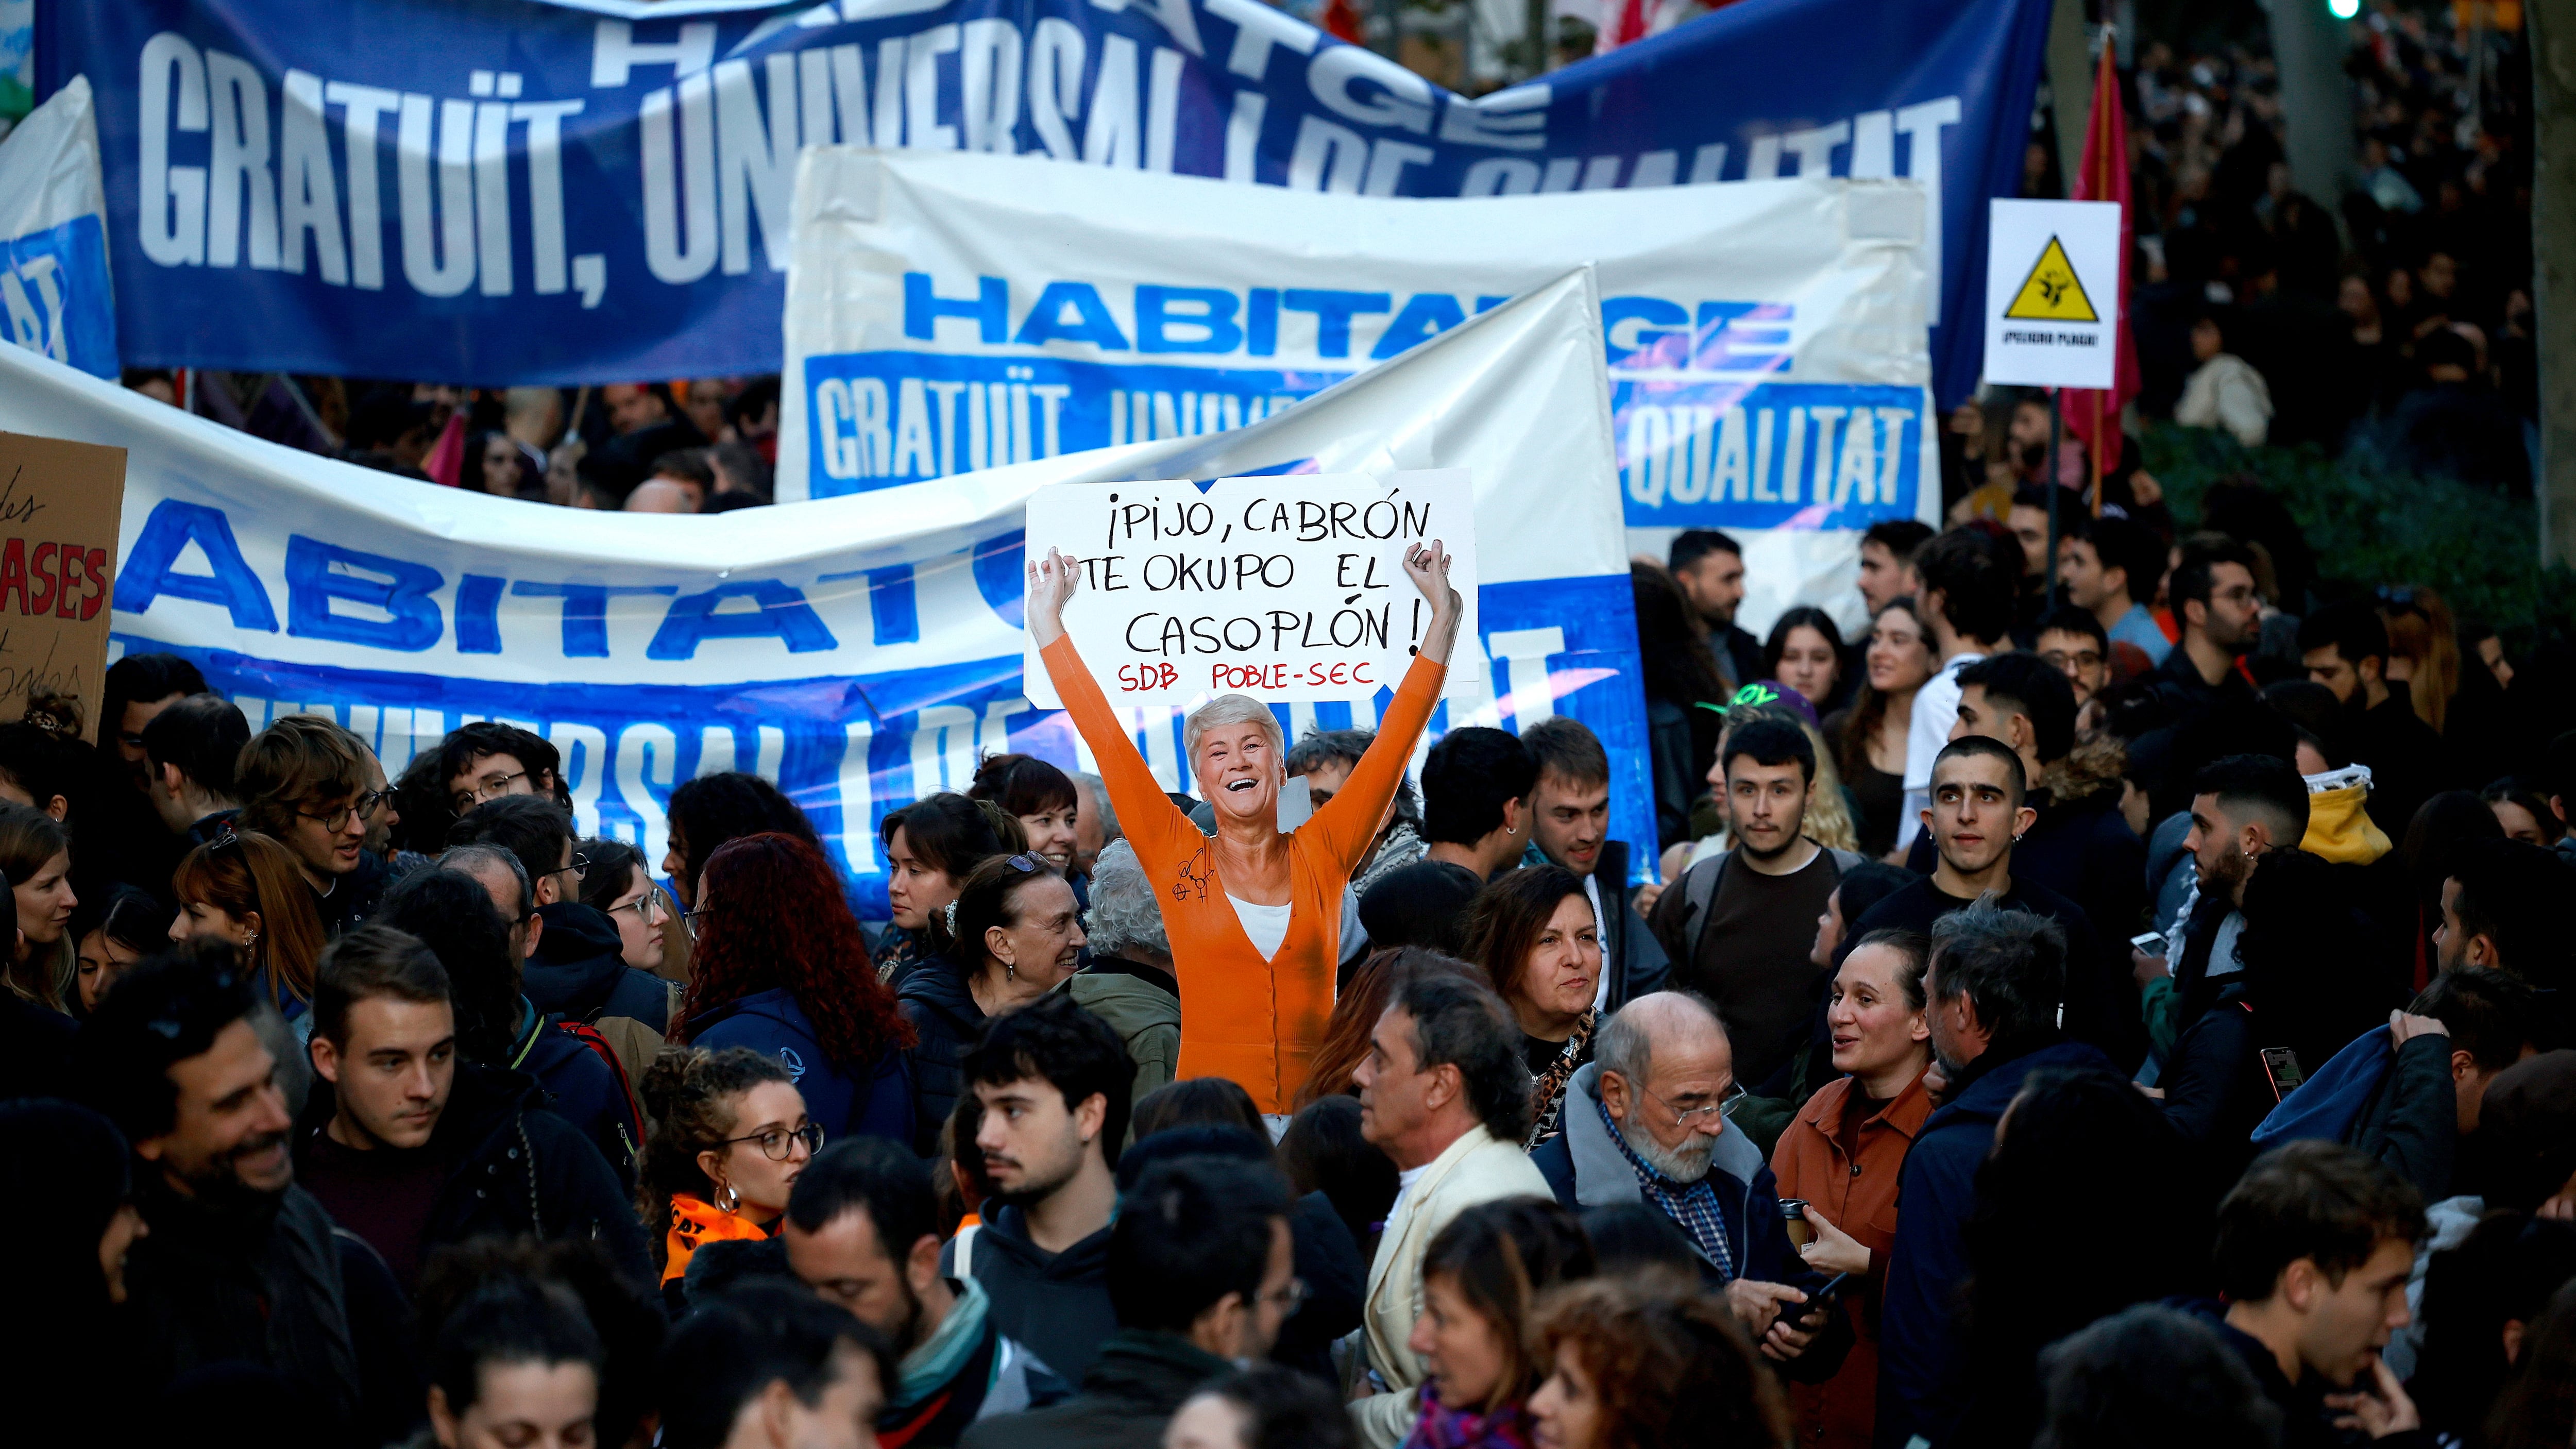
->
xmin=436 ymin=721 xmax=572 ymax=827
xmin=2146 ymin=535 xmax=2264 ymax=731
xmin=236 ymin=714 xmax=392 ymax=938
xmin=292 ymin=924 xmax=649 ymax=1291
xmin=448 ymin=796 xmax=675 ymax=1052
xmin=1530 ymin=992 xmax=1840 ymax=1376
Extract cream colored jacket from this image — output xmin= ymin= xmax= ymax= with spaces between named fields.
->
xmin=1349 ymin=1123 xmax=1553 ymax=1448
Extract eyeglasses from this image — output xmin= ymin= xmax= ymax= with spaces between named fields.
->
xmin=1005 ymin=853 xmax=1046 ymax=873
xmin=725 ymin=1121 xmax=824 ymax=1161
xmin=682 ymin=905 xmax=713 ymax=942
xmin=2041 ymin=648 xmax=2104 ymax=673
xmin=452 ymin=769 xmax=528 ymax=813
xmin=606 ymin=891 xmax=667 ymax=926
xmin=299 ymin=790 xmax=388 ymax=832
xmin=1258 ymin=1277 xmax=1310 ymax=1313
xmin=550 ymin=851 xmax=591 ymax=884
xmin=1640 ymin=1083 xmax=1733 ymax=1130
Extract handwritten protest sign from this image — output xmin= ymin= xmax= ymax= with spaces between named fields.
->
xmin=0 ymin=430 xmax=124 ymax=735
xmin=1023 ymin=471 xmax=1482 ymax=710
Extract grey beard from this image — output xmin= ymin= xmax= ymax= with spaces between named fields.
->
xmin=1625 ymin=1123 xmax=1717 ymax=1184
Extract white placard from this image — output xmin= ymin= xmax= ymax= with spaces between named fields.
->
xmin=1022 ymin=470 xmax=1481 ymax=710
xmin=1982 ymin=199 xmax=2123 ymax=389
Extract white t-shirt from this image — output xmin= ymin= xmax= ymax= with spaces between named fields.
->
xmin=1229 ymin=893 xmax=1293 ymax=960
xmin=1388 ymin=1162 xmax=1432 ymax=1226
xmin=1897 ymin=651 xmax=1987 ymax=851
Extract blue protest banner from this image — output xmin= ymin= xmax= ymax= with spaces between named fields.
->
xmin=39 ymin=0 xmax=2044 ymax=401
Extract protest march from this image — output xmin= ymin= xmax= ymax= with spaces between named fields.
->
xmin=3 ymin=0 xmax=2575 ymax=1445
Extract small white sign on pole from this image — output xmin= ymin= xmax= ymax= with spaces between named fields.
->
xmin=1982 ymin=199 xmax=2123 ymax=390
xmin=1022 ymin=470 xmax=1481 ymax=710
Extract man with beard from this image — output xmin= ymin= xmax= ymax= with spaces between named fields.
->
xmin=939 ymin=993 xmax=1129 ymax=1383
xmin=1846 ymin=738 xmax=2127 ymax=1063
xmin=1669 ymin=529 xmax=1764 ymax=688
xmin=2297 ymin=601 xmax=2446 ymax=839
xmin=1648 ymin=719 xmax=1853 ymax=1093
xmin=2146 ymin=535 xmax=2263 ymax=731
xmin=76 ymin=945 xmax=415 ymax=1445
xmin=2151 ymin=754 xmax=2312 ymax=1040
xmin=785 ymin=1137 xmax=1069 ymax=1446
xmin=291 ymin=926 xmax=648 ymax=1292
xmin=1531 ymin=993 xmax=1839 ymax=1369
xmin=1876 ymin=906 xmax=2114 ymax=1449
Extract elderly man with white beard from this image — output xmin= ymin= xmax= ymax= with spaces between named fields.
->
xmin=1530 ymin=991 xmax=1841 ymax=1368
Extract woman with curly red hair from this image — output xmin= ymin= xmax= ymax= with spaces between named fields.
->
xmin=676 ymin=832 xmax=916 ymax=1146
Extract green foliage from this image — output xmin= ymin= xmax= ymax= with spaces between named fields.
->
xmin=2141 ymin=424 xmax=2576 ymax=649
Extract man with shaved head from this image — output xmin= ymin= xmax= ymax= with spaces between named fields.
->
xmin=1532 ymin=992 xmax=1839 ymax=1368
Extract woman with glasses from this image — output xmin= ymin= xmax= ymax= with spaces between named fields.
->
xmin=676 ymin=833 xmax=916 ymax=1151
xmin=1023 ymin=539 xmax=1462 ymax=1114
xmin=1400 ymin=1198 xmax=1597 ymax=1449
xmin=576 ymin=838 xmax=673 ymax=976
xmin=896 ymin=850 xmax=1088 ymax=1153
xmin=637 ymin=1043 xmax=819 ymax=1312
xmin=168 ymin=829 xmax=330 ymax=1038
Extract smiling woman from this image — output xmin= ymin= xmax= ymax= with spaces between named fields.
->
xmin=1023 ymin=539 xmax=1463 ymax=1112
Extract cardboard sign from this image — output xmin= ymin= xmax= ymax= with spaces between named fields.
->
xmin=1022 ymin=471 xmax=1481 ymax=709
xmin=0 ymin=430 xmax=124 ymax=735
xmin=1982 ymin=199 xmax=2122 ymax=389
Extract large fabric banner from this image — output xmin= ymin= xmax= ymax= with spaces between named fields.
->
xmin=783 ymin=152 xmax=1937 ymax=630
xmin=2 ymin=265 xmax=1654 ymax=902
xmin=37 ymin=0 xmax=2047 ymax=400
xmin=0 ymin=74 xmax=114 ymax=377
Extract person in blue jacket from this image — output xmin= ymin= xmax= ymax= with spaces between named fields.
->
xmin=1876 ymin=902 xmax=2113 ymax=1449
xmin=679 ymin=831 xmax=917 ymax=1148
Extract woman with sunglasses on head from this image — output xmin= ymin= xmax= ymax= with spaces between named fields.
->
xmin=675 ymin=833 xmax=916 ymax=1151
xmin=896 ymin=850 xmax=1089 ymax=1153
xmin=1024 ymin=538 xmax=1461 ymax=1113
xmin=637 ymin=1043 xmax=818 ymax=1312
xmin=168 ymin=829 xmax=329 ymax=1037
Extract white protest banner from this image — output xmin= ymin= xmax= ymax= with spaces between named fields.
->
xmin=2 ymin=263 xmax=1653 ymax=906
xmin=781 ymin=149 xmax=1937 ymax=636
xmin=1982 ymin=199 xmax=2122 ymax=390
xmin=1023 ymin=470 xmax=1479 ymax=709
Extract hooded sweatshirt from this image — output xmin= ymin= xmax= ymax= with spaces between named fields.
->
xmin=941 ymin=1201 xmax=1117 ymax=1383
xmin=689 ymin=986 xmax=917 ymax=1149
xmin=527 ymin=900 xmax=674 ymax=1031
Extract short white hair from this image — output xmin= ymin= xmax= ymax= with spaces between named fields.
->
xmin=1083 ymin=839 xmax=1167 ymax=958
xmin=1183 ymin=695 xmax=1284 ymax=766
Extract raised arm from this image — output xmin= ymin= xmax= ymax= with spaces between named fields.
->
xmin=1027 ymin=548 xmax=1188 ymax=861
xmin=1307 ymin=541 xmax=1461 ymax=871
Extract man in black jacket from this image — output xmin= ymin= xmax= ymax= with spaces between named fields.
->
xmin=78 ymin=945 xmax=414 ymax=1447
xmin=2176 ymin=1142 xmax=2429 ymax=1448
xmin=962 ymin=1156 xmax=1295 ymax=1449
xmin=293 ymin=925 xmax=652 ymax=1291
xmin=2298 ymin=602 xmax=2447 ymax=839
xmin=450 ymin=795 xmax=675 ymax=1038
xmin=1520 ymin=717 xmax=1670 ymax=1013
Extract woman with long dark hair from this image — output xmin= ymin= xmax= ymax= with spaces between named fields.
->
xmin=1630 ymin=562 xmax=1734 ymax=847
xmin=873 ymin=792 xmax=1020 ymax=984
xmin=677 ymin=833 xmax=914 ymax=1147
xmin=894 ymin=851 xmax=1086 ymax=1151
xmin=1824 ymin=598 xmax=1936 ymax=860
xmin=660 ymin=772 xmax=821 ymax=911
xmin=1762 ymin=607 xmax=1849 ymax=714
xmin=70 ymin=884 xmax=171 ymax=1019
xmin=1463 ymin=866 xmax=1601 ymax=1148
xmin=0 ymin=803 xmax=75 ymax=1009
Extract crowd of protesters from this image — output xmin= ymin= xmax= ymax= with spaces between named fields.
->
xmin=16 ymin=449 xmax=2576 ymax=1448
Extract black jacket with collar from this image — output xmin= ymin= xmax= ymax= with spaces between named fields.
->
xmin=958 ymin=1329 xmax=1234 ymax=1449
xmin=897 ymin=960 xmax=987 ymax=1154
xmin=295 ymin=1062 xmax=653 ymax=1292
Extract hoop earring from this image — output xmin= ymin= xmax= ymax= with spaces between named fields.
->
xmin=716 ymin=1182 xmax=739 ymax=1215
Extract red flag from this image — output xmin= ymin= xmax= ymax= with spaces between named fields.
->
xmin=1596 ymin=0 xmax=1650 ymax=53
xmin=1321 ymin=0 xmax=1365 ymax=46
xmin=2058 ymin=35 xmax=2139 ymax=493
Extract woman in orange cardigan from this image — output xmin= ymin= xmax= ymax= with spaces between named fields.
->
xmin=1024 ymin=540 xmax=1461 ymax=1113
xmin=1769 ymin=926 xmax=1937 ymax=1449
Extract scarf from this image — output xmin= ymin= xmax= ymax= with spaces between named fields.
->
xmin=663 ymin=1193 xmax=774 ymax=1285
xmin=889 ymin=1275 xmax=995 ymax=1412
xmin=1524 ymin=1010 xmax=1597 ymax=1149
xmin=1403 ymin=1379 xmax=1537 ymax=1449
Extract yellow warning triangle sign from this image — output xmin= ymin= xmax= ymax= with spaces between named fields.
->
xmin=2002 ymin=235 xmax=2099 ymax=322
